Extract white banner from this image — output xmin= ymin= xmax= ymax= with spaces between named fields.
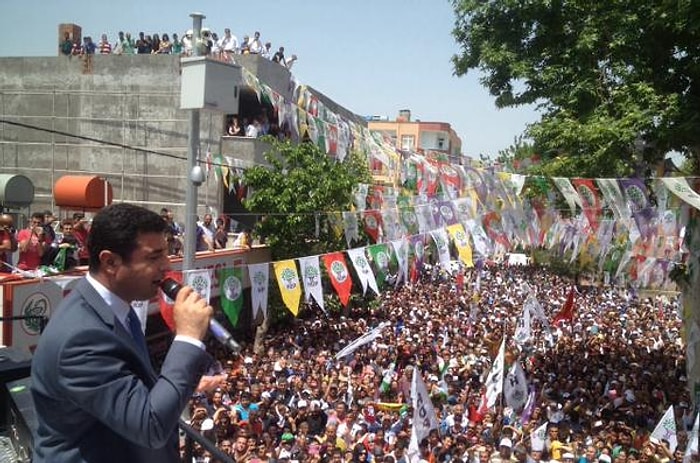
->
xmin=248 ymin=263 xmax=269 ymax=320
xmin=504 ymin=361 xmax=529 ymax=411
xmin=514 ymin=303 xmax=531 ymax=345
xmin=661 ymin=177 xmax=700 ymax=211
xmin=347 ymin=247 xmax=379 ymax=296
xmin=651 ymin=405 xmax=677 ymax=452
xmin=430 ymin=228 xmax=452 ymax=268
xmin=553 ymin=177 xmax=583 ymax=214
xmin=531 ymin=421 xmax=549 ymax=451
xmin=342 ymin=211 xmax=360 ymax=246
xmin=484 ymin=339 xmax=506 ymax=408
xmin=298 ymin=255 xmax=324 ymax=310
xmin=334 ymin=322 xmax=388 ymax=360
xmin=407 ymin=367 xmax=439 ymax=462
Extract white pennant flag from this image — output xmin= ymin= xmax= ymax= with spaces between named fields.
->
xmin=430 ymin=228 xmax=452 ymax=268
xmin=347 ymin=247 xmax=379 ymax=296
xmin=504 ymin=361 xmax=529 ymax=411
xmin=248 ymin=263 xmax=269 ymax=320
xmin=184 ymin=268 xmax=212 ymax=303
xmin=298 ymin=255 xmax=324 ymax=311
xmin=531 ymin=421 xmax=549 ymax=451
xmin=651 ymin=405 xmax=677 ymax=452
xmin=407 ymin=367 xmax=439 ymax=462
xmin=484 ymin=339 xmax=506 ymax=408
xmin=391 ymin=238 xmax=409 ymax=286
xmin=342 ymin=211 xmax=360 ymax=246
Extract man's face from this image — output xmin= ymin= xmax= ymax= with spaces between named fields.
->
xmin=111 ymin=232 xmax=170 ymax=301
xmin=61 ymin=224 xmax=73 ymax=236
xmin=204 ymin=214 xmax=212 ymax=225
xmin=234 ymin=436 xmax=247 ymax=452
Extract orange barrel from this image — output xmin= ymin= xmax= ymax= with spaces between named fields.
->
xmin=54 ymin=175 xmax=113 ymax=209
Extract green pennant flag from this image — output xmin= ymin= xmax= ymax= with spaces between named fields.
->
xmin=219 ymin=267 xmax=244 ymax=327
xmin=368 ymin=243 xmax=393 ymax=288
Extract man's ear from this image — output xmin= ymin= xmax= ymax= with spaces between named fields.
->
xmin=99 ymin=250 xmax=121 ymax=274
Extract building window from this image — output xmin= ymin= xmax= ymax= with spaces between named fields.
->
xmin=401 ymin=135 xmax=414 ymax=151
xmin=438 ymin=137 xmax=445 ymax=150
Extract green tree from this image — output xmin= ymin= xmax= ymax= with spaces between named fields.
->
xmin=451 ymin=0 xmax=700 ymax=178
xmin=242 ymin=138 xmax=371 ymax=261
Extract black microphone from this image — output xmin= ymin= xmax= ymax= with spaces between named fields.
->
xmin=160 ymin=278 xmax=241 ymax=353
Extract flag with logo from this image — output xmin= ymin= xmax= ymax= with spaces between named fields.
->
xmin=363 ymin=209 xmax=383 ymax=243
xmin=368 ymin=243 xmax=393 ymax=288
xmin=184 ymin=268 xmax=212 ymax=303
xmin=248 ymin=263 xmax=269 ymax=320
xmin=298 ymin=255 xmax=324 ymax=311
xmin=447 ymin=223 xmax=473 ymax=267
xmin=343 ymin=211 xmax=360 ymax=246
xmin=158 ymin=270 xmax=182 ymax=331
xmin=504 ymin=361 xmax=529 ymax=412
xmin=484 ymin=339 xmax=506 ymax=408
xmin=407 ymin=367 xmax=439 ymax=462
xmin=323 ymin=252 xmax=353 ymax=307
xmin=430 ymin=228 xmax=452 ymax=268
xmin=347 ymin=247 xmax=379 ymax=296
xmin=531 ymin=421 xmax=549 ymax=451
xmin=273 ymin=260 xmax=302 ymax=316
xmin=391 ymin=239 xmax=408 ymax=286
xmin=651 ymin=405 xmax=677 ymax=452
xmin=514 ymin=302 xmax=532 ymax=345
xmin=219 ymin=267 xmax=243 ymax=326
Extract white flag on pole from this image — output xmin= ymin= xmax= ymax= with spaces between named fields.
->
xmin=651 ymin=405 xmax=677 ymax=452
xmin=407 ymin=367 xmax=439 ymax=462
xmin=334 ymin=322 xmax=388 ymax=360
xmin=531 ymin=421 xmax=548 ymax=451
xmin=248 ymin=263 xmax=269 ymax=320
xmin=484 ymin=339 xmax=506 ymax=408
xmin=514 ymin=303 xmax=532 ymax=345
xmin=504 ymin=360 xmax=529 ymax=411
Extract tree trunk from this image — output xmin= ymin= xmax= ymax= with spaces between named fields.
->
xmin=253 ymin=314 xmax=270 ymax=356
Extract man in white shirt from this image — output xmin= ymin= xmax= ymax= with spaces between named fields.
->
xmin=218 ymin=28 xmax=238 ymax=59
xmin=249 ymin=31 xmax=263 ymax=54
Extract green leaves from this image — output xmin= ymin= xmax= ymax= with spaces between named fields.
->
xmin=243 ymin=139 xmax=371 ymax=260
xmin=451 ymin=0 xmax=700 ymax=176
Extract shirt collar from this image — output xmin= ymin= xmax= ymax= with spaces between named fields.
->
xmin=86 ymin=272 xmax=132 ymax=328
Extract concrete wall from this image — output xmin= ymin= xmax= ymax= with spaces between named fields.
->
xmin=0 ymin=53 xmax=365 ymax=223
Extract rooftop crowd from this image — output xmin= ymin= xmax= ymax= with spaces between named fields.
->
xmin=181 ymin=262 xmax=697 ymax=463
xmin=59 ymin=27 xmax=298 ymax=69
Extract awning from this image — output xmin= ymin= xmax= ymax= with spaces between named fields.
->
xmin=0 ymin=174 xmax=35 ymax=208
xmin=54 ymin=175 xmax=113 ymax=210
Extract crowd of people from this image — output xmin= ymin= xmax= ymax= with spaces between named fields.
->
xmin=180 ymin=263 xmax=697 ymax=463
xmin=59 ymin=27 xmax=298 ymax=69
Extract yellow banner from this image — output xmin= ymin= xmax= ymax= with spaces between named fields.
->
xmin=447 ymin=223 xmax=473 ymax=267
xmin=273 ymin=260 xmax=302 ymax=316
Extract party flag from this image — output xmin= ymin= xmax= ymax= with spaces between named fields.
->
xmin=219 ymin=267 xmax=243 ymax=327
xmin=248 ymin=263 xmax=269 ymax=320
xmin=323 ymin=252 xmax=353 ymax=307
xmin=273 ymin=260 xmax=302 ymax=316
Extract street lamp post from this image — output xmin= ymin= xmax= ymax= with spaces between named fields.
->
xmin=183 ymin=12 xmax=205 ymax=271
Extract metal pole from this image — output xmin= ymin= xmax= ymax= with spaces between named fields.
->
xmin=183 ymin=12 xmax=205 ymax=271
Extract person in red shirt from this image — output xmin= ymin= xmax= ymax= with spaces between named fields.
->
xmin=17 ymin=212 xmax=51 ymax=271
xmin=0 ymin=214 xmax=18 ymax=272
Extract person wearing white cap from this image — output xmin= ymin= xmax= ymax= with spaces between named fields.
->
xmin=489 ymin=437 xmax=515 ymax=463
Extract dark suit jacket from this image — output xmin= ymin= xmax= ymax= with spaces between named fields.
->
xmin=31 ymin=277 xmax=211 ymax=462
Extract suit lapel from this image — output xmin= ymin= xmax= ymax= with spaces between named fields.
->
xmin=73 ymin=278 xmax=157 ymax=380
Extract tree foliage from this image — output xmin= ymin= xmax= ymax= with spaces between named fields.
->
xmin=242 ymin=139 xmax=371 ymax=260
xmin=451 ymin=0 xmax=700 ymax=177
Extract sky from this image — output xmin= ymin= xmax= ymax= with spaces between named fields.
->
xmin=0 ymin=0 xmax=540 ymax=158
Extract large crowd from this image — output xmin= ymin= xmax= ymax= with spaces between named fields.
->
xmin=181 ymin=263 xmax=697 ymax=463
xmin=59 ymin=27 xmax=298 ymax=69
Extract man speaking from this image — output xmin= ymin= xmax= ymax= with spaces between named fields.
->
xmin=31 ymin=203 xmax=213 ymax=462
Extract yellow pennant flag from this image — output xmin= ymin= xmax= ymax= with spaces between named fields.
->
xmin=273 ymin=260 xmax=302 ymax=316
xmin=446 ymin=223 xmax=473 ymax=267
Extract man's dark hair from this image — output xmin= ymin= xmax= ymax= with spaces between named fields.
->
xmin=87 ymin=203 xmax=166 ymax=270
xmin=31 ymin=212 xmax=44 ymax=221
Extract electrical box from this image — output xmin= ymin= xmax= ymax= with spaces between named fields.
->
xmin=180 ymin=57 xmax=241 ymax=113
